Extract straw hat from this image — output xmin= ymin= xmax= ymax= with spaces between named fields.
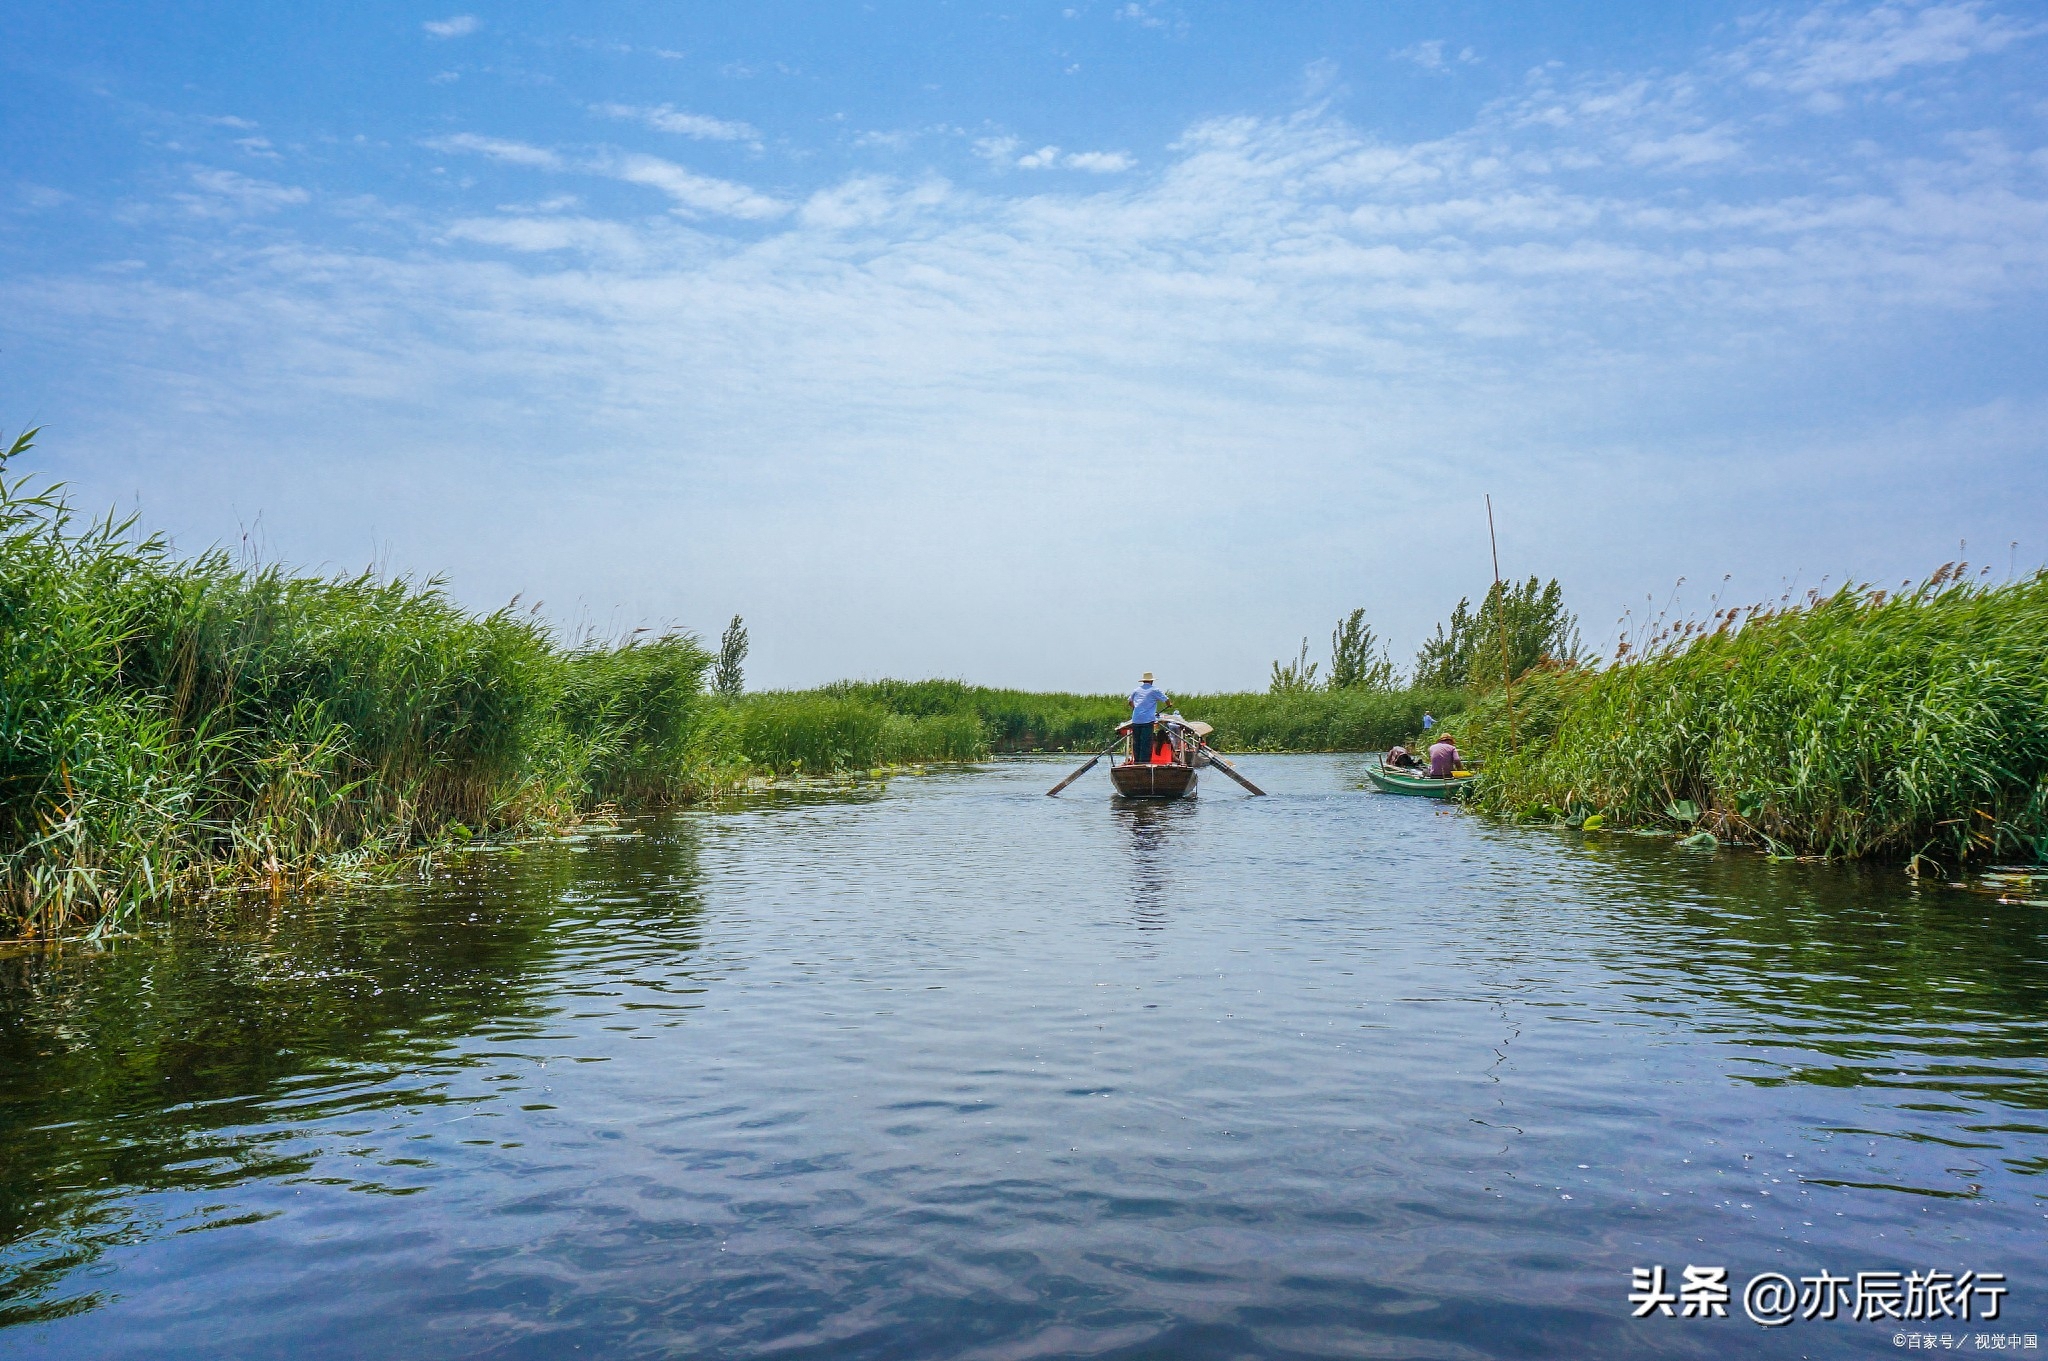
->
xmin=1141 ymin=672 xmax=1154 ymax=683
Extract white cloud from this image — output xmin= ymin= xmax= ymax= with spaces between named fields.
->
xmin=422 ymin=15 xmax=479 ymax=39
xmin=1393 ymin=40 xmax=1477 ymax=73
xmin=1395 ymin=39 xmax=1447 ymax=71
xmin=992 ymin=142 xmax=1130 ymax=173
xmin=424 ymin=134 xmax=786 ymax=219
xmin=179 ymin=169 xmax=310 ymax=216
xmin=974 ymin=136 xmax=1021 ymax=164
xmin=496 ymin=194 xmax=582 ymax=213
xmin=1730 ymin=0 xmax=2037 ymax=98
xmin=1063 ymin=151 xmax=1135 ymax=173
xmin=602 ymin=152 xmax=788 ymax=219
xmin=10 ymin=1 xmax=2048 ymax=686
xmin=590 ymin=103 xmax=761 ymax=144
xmin=446 ymin=216 xmax=645 ymax=258
xmin=424 ymin=133 xmax=565 ymax=169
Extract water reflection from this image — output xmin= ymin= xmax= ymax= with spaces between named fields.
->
xmin=0 ymin=822 xmax=705 ymax=1326
xmin=0 ymin=763 xmax=2043 ymax=1360
xmin=1112 ymin=801 xmax=1192 ymax=930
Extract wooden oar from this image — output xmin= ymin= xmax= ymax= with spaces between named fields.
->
xmin=1046 ymin=737 xmax=1124 ymax=796
xmin=1196 ymin=743 xmax=1267 ymax=796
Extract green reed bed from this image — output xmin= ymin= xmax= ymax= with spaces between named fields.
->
xmin=1458 ymin=570 xmax=2048 ymax=866
xmin=821 ymin=680 xmax=1124 ymax=753
xmin=0 ymin=432 xmax=731 ymax=939
xmin=732 ymin=693 xmax=989 ymax=773
xmin=811 ymin=679 xmax=1465 ymax=755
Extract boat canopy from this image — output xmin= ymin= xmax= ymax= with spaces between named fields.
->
xmin=1115 ymin=717 xmax=1213 ymax=738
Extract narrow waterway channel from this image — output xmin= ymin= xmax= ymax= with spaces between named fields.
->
xmin=2 ymin=756 xmax=2043 ymax=1359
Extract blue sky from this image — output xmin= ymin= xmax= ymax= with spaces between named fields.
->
xmin=3 ymin=1 xmax=2045 ymax=689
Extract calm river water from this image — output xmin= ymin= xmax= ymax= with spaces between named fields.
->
xmin=2 ymin=756 xmax=2044 ymax=1358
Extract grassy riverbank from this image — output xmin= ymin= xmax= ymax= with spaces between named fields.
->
xmin=1454 ymin=571 xmax=2048 ymax=867
xmin=0 ymin=432 xmax=731 ymax=937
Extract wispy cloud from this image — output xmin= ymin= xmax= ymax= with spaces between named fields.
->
xmin=424 ymin=133 xmax=565 ymax=169
xmin=426 ymin=133 xmax=786 ymax=218
xmin=422 ymin=14 xmax=479 ymax=39
xmin=984 ymin=140 xmax=1135 ymax=172
xmin=9 ymin=1 xmax=2047 ymax=684
xmin=1063 ymin=150 xmax=1136 ymax=173
xmin=1729 ymin=0 xmax=2037 ymax=102
xmin=1113 ymin=1 xmax=1184 ymax=35
xmin=601 ymin=152 xmax=788 ymax=219
xmin=590 ymin=103 xmax=761 ymax=144
xmin=176 ymin=169 xmax=310 ymax=217
xmin=446 ymin=216 xmax=645 ymax=258
xmin=1392 ymin=39 xmax=1477 ymax=72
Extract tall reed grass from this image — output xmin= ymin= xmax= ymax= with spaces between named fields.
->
xmin=0 ymin=432 xmax=733 ymax=938
xmin=1459 ymin=569 xmax=2048 ymax=866
xmin=735 ymin=693 xmax=988 ymax=773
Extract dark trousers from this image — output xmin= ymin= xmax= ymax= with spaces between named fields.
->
xmin=1131 ymin=722 xmax=1155 ymax=763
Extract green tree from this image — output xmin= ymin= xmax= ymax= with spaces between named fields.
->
xmin=1328 ymin=608 xmax=1397 ymax=691
xmin=1268 ymin=638 xmax=1321 ymax=694
xmin=1412 ymin=577 xmax=1581 ymax=691
xmin=714 ymin=614 xmax=748 ymax=700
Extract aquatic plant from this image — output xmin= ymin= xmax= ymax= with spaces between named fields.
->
xmin=1463 ymin=569 xmax=2048 ymax=866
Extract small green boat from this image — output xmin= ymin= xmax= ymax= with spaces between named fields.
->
xmin=1365 ymin=761 xmax=1478 ymax=800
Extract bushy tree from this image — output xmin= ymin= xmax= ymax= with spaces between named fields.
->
xmin=714 ymin=614 xmax=748 ymax=700
xmin=1328 ymin=608 xmax=1397 ymax=691
xmin=1413 ymin=577 xmax=1581 ymax=691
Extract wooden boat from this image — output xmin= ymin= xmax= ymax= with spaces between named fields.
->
xmin=1365 ymin=760 xmax=1478 ymax=800
xmin=1110 ymin=760 xmax=1197 ymax=800
xmin=1108 ymin=718 xmax=1207 ymax=801
xmin=1045 ymin=717 xmax=1266 ymax=800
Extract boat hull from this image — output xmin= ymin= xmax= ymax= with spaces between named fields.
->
xmin=1110 ymin=763 xmax=1198 ymax=800
xmin=1365 ymin=763 xmax=1476 ymax=800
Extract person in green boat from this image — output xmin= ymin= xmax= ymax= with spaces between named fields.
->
xmin=1427 ymin=736 xmax=1462 ymax=778
xmin=1385 ymin=744 xmax=1422 ymax=771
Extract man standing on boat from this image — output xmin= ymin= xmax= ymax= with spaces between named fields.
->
xmin=1128 ymin=672 xmax=1171 ymax=764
